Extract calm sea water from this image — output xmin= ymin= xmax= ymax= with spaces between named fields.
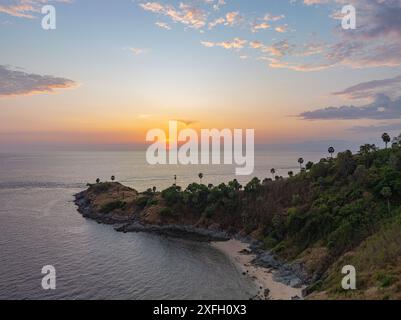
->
xmin=0 ymin=150 xmax=322 ymax=300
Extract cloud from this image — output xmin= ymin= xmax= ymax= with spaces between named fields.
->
xmin=348 ymin=122 xmax=401 ymax=133
xmin=225 ymin=11 xmax=240 ymax=26
xmin=249 ymin=40 xmax=264 ymax=49
xmin=201 ymin=38 xmax=247 ymax=50
xmin=174 ymin=119 xmax=199 ymax=126
xmin=265 ymin=58 xmax=331 ymax=71
xmin=0 ymin=0 xmax=72 ymax=19
xmin=130 ymin=48 xmax=147 ymax=55
xmin=208 ymin=11 xmax=241 ymax=29
xmin=137 ymin=0 xmax=401 ymax=73
xmin=249 ymin=40 xmax=294 ymax=57
xmin=0 ymin=65 xmax=77 ymax=97
xmin=275 ymin=24 xmax=289 ymax=33
xmin=208 ymin=17 xmax=225 ymax=29
xmin=302 ymin=0 xmax=329 ymax=5
xmin=299 ymin=94 xmax=401 ymax=120
xmin=311 ymin=0 xmax=401 ymax=69
xmin=333 ymin=75 xmax=401 ymax=100
xmin=251 ymin=22 xmax=270 ymax=32
xmin=139 ymin=1 xmax=207 ymax=29
xmin=263 ymin=13 xmax=285 ymax=22
xmin=258 ymin=0 xmax=401 ymax=72
xmin=212 ymin=0 xmax=226 ymax=11
xmin=155 ymin=21 xmax=171 ymax=30
xmin=251 ymin=13 xmax=286 ymax=32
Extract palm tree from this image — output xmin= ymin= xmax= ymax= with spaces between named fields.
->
xmin=328 ymin=146 xmax=335 ymax=159
xmin=270 ymin=168 xmax=276 ymax=179
xmin=96 ymin=178 xmax=100 ymax=184
xmin=198 ymin=173 xmax=204 ymax=184
xmin=111 ymin=175 xmax=115 ymax=182
xmin=381 ymin=186 xmax=392 ymax=214
xmin=382 ymin=133 xmax=391 ymax=149
xmin=298 ymin=158 xmax=304 ymax=171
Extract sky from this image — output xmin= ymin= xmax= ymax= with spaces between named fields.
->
xmin=0 ymin=0 xmax=401 ymax=151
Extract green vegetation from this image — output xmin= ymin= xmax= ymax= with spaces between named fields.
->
xmin=100 ymin=200 xmax=126 ymax=213
xmin=154 ymin=133 xmax=401 ymax=298
xmin=92 ymin=182 xmax=113 ymax=194
xmin=160 ymin=207 xmax=174 ymax=217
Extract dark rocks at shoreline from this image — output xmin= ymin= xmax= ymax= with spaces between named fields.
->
xmin=74 ymin=191 xmax=91 ymax=216
xmin=74 ymin=191 xmax=230 ymax=242
xmin=247 ymin=242 xmax=309 ymax=290
xmin=115 ymin=222 xmax=231 ymax=242
xmin=74 ymin=191 xmax=134 ymax=225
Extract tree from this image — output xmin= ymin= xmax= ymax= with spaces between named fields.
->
xmin=393 ymin=134 xmax=401 ymax=147
xmin=336 ymin=150 xmax=357 ymax=177
xmin=152 ymin=186 xmax=157 ymax=193
xmin=359 ymin=144 xmax=377 ymax=155
xmin=270 ymin=168 xmax=276 ymax=179
xmin=328 ymin=146 xmax=335 ymax=159
xmin=306 ymin=161 xmax=314 ymax=171
xmin=244 ymin=177 xmax=261 ymax=193
xmin=358 ymin=144 xmax=377 ymax=168
xmin=96 ymin=178 xmax=100 ymax=184
xmin=174 ymin=175 xmax=177 ymax=186
xmin=298 ymin=158 xmax=304 ymax=171
xmin=288 ymin=171 xmax=294 ymax=177
xmin=111 ymin=175 xmax=115 ymax=182
xmin=198 ymin=173 xmax=204 ymax=184
xmin=381 ymin=186 xmax=392 ymax=215
xmin=382 ymin=133 xmax=391 ymax=149
xmin=228 ymin=179 xmax=241 ymax=191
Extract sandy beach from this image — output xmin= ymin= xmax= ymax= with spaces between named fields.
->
xmin=212 ymin=239 xmax=304 ymax=300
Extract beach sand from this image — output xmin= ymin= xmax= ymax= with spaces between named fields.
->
xmin=212 ymin=239 xmax=304 ymax=300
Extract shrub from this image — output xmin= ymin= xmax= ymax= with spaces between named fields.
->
xmin=100 ymin=200 xmax=126 ymax=213
xmin=292 ymin=194 xmax=301 ymax=206
xmin=147 ymin=198 xmax=158 ymax=206
xmin=161 ymin=186 xmax=182 ymax=206
xmin=204 ymin=204 xmax=217 ymax=219
xmin=160 ymin=207 xmax=173 ymax=217
xmin=91 ymin=183 xmax=112 ymax=194
xmin=376 ymin=272 xmax=396 ymax=288
xmin=136 ymin=196 xmax=150 ymax=209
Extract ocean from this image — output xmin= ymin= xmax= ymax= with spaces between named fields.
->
xmin=0 ymin=150 xmax=322 ymax=299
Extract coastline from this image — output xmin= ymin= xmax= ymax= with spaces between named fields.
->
xmin=74 ymin=183 xmax=309 ymax=300
xmin=212 ymin=240 xmax=304 ymax=300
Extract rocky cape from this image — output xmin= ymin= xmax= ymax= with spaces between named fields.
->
xmin=74 ymin=182 xmax=308 ymax=294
